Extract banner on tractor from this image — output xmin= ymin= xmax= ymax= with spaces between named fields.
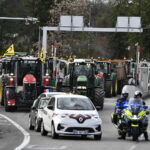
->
xmin=3 ymin=44 xmax=15 ymax=56
xmin=40 ymin=47 xmax=45 ymax=63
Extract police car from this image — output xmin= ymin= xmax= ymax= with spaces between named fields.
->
xmin=41 ymin=94 xmax=102 ymax=140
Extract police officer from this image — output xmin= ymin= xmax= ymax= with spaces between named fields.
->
xmin=129 ymin=91 xmax=149 ymax=141
xmin=112 ymin=90 xmax=129 ymax=139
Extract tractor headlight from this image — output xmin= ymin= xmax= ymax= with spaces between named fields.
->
xmin=10 ymin=73 xmax=14 ymax=76
xmin=10 ymin=78 xmax=14 ymax=81
xmin=45 ymin=73 xmax=49 ymax=76
xmin=77 ymin=86 xmax=87 ymax=89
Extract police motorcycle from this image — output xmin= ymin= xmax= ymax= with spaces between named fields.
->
xmin=111 ymin=101 xmax=129 ymax=139
xmin=119 ymin=102 xmax=149 ymax=141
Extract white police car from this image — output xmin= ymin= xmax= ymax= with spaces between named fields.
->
xmin=41 ymin=94 xmax=102 ymax=140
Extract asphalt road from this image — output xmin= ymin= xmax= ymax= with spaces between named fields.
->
xmin=0 ymin=97 xmax=150 ymax=150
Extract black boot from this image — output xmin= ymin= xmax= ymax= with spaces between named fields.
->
xmin=118 ymin=133 xmax=126 ymax=140
xmin=144 ymin=132 xmax=149 ymax=141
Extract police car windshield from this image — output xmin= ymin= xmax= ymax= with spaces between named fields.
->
xmin=57 ymin=97 xmax=95 ymax=110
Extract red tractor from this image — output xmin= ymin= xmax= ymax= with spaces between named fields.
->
xmin=0 ymin=56 xmax=51 ymax=111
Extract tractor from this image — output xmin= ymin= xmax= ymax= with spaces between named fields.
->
xmin=95 ymin=59 xmax=132 ymax=97
xmin=0 ymin=56 xmax=52 ymax=111
xmin=95 ymin=61 xmax=118 ymax=97
xmin=61 ymin=60 xmax=105 ymax=109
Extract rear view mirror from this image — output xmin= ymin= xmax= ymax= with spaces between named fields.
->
xmin=143 ymin=105 xmax=148 ymax=110
xmin=146 ymin=111 xmax=150 ymax=115
xmin=31 ymin=106 xmax=36 ymax=110
xmin=47 ymin=105 xmax=54 ymax=110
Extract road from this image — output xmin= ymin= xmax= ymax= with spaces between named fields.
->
xmin=0 ymin=97 xmax=150 ymax=150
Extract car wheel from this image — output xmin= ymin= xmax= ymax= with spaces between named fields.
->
xmin=41 ymin=121 xmax=48 ymax=136
xmin=94 ymin=134 xmax=102 ymax=140
xmin=34 ymin=119 xmax=41 ymax=132
xmin=29 ymin=117 xmax=34 ymax=130
xmin=51 ymin=123 xmax=59 ymax=139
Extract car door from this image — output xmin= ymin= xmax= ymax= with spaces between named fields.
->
xmin=37 ymin=98 xmax=49 ymax=120
xmin=44 ymin=97 xmax=56 ymax=131
xmin=30 ymin=99 xmax=39 ymax=126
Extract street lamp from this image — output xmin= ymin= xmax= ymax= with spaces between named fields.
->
xmin=0 ymin=17 xmax=39 ymax=23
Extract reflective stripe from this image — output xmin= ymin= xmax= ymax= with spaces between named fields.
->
xmin=138 ymin=110 xmax=146 ymax=117
xmin=125 ymin=110 xmax=132 ymax=116
xmin=131 ymin=124 xmax=139 ymax=127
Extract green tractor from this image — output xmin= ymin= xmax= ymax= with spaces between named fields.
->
xmin=61 ymin=61 xmax=105 ymax=110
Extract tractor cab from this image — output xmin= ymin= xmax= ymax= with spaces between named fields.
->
xmin=0 ymin=56 xmax=52 ymax=111
xmin=69 ymin=62 xmax=97 ymax=88
xmin=61 ymin=61 xmax=105 ymax=109
xmin=95 ymin=61 xmax=111 ymax=78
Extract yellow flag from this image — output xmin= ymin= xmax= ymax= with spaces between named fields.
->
xmin=3 ymin=44 xmax=15 ymax=56
xmin=40 ymin=48 xmax=45 ymax=63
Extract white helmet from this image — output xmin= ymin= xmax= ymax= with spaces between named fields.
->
xmin=134 ymin=90 xmax=142 ymax=97
xmin=128 ymin=78 xmax=135 ymax=85
xmin=122 ymin=90 xmax=129 ymax=95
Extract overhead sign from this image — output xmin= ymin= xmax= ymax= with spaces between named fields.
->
xmin=60 ymin=16 xmax=71 ymax=27
xmin=116 ymin=17 xmax=129 ymax=28
xmin=72 ymin=16 xmax=84 ymax=27
xmin=42 ymin=16 xmax=143 ymax=57
xmin=129 ymin=17 xmax=141 ymax=28
xmin=116 ymin=16 xmax=141 ymax=28
xmin=60 ymin=15 xmax=84 ymax=27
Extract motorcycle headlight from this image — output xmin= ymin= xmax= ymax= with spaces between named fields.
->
xmin=131 ymin=115 xmax=141 ymax=120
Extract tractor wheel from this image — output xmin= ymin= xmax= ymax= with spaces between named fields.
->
xmin=0 ymin=83 xmax=3 ymax=105
xmin=94 ymin=88 xmax=104 ymax=110
xmin=4 ymin=88 xmax=16 ymax=112
xmin=60 ymin=87 xmax=71 ymax=93
xmin=4 ymin=88 xmax=9 ymax=112
xmin=112 ymin=80 xmax=118 ymax=97
xmin=105 ymin=80 xmax=113 ymax=97
xmin=0 ymin=87 xmax=4 ymax=106
xmin=5 ymin=106 xmax=10 ymax=112
xmin=117 ymin=80 xmax=124 ymax=94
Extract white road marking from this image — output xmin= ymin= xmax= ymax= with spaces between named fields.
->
xmin=27 ymin=145 xmax=67 ymax=150
xmin=0 ymin=114 xmax=30 ymax=150
xmin=0 ymin=123 xmax=11 ymax=125
xmin=0 ymin=117 xmax=11 ymax=125
xmin=128 ymin=134 xmax=144 ymax=150
xmin=128 ymin=145 xmax=136 ymax=150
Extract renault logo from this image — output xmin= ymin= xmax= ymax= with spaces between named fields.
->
xmin=79 ymin=117 xmax=84 ymax=123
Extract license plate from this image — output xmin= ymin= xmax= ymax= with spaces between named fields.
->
xmin=73 ymin=130 xmax=88 ymax=135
